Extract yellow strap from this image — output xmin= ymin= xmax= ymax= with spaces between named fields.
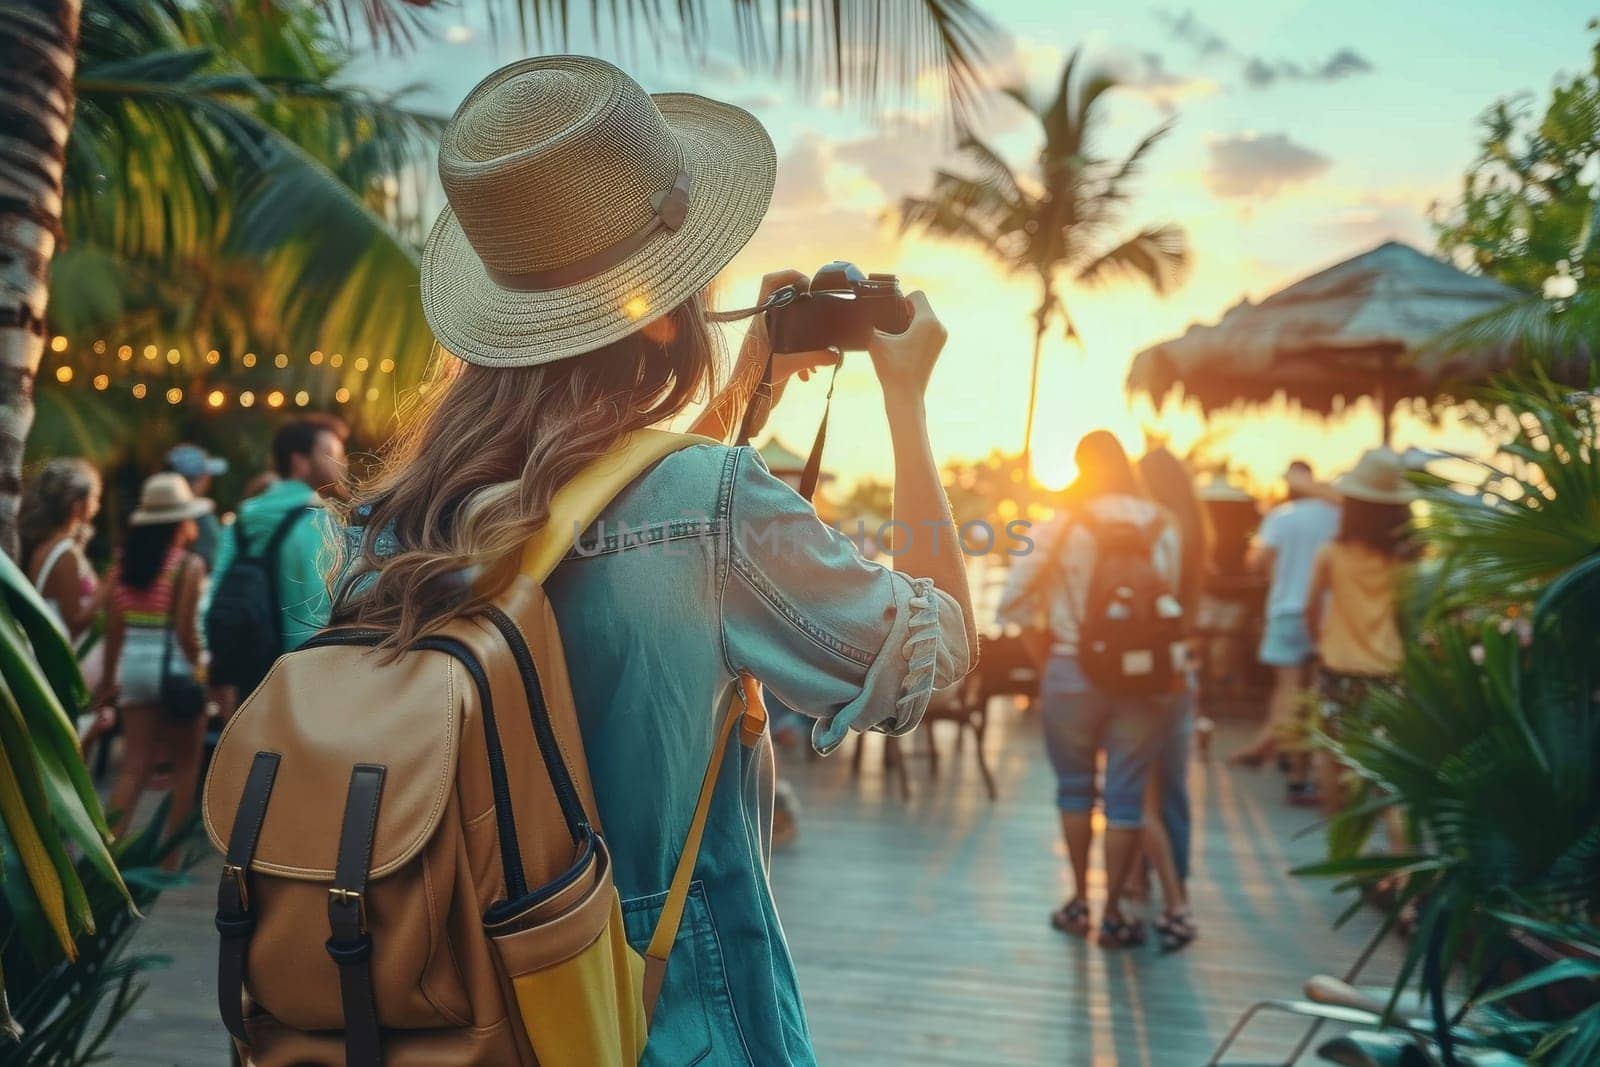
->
xmin=518 ymin=428 xmax=717 ymax=584
xmin=642 ymin=675 xmax=766 ymax=1021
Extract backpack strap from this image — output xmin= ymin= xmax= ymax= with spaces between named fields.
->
xmin=641 ymin=677 xmax=763 ymax=1022
xmin=517 ymin=428 xmax=717 ymax=583
xmin=326 ymin=764 xmax=387 ymax=1067
xmin=215 ymin=751 xmax=283 ymax=1046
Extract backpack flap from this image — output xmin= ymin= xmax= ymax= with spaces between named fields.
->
xmin=203 ymin=644 xmax=460 ymax=880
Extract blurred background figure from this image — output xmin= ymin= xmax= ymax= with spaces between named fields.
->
xmin=163 ymin=444 xmax=228 ymax=570
xmin=1135 ymin=446 xmax=1212 ymax=952
xmin=999 ymin=430 xmax=1180 ymax=949
xmin=1231 ymin=459 xmax=1338 ymax=799
xmin=95 ymin=473 xmax=212 ymax=842
xmin=20 ymin=456 xmax=102 ymax=643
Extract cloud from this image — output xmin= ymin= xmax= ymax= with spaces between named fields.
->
xmin=1118 ymin=51 xmax=1219 ymax=114
xmin=1205 ymin=133 xmax=1331 ymax=198
xmin=1154 ymin=9 xmax=1375 ymax=89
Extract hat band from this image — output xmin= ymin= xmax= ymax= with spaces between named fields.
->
xmin=484 ymin=169 xmax=692 ymax=293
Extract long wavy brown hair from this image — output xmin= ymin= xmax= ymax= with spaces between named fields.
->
xmin=330 ymin=295 xmax=720 ymax=649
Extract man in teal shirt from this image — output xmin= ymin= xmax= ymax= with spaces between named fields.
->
xmin=211 ymin=414 xmax=348 ymax=652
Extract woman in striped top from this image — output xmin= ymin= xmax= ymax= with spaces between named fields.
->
xmin=96 ymin=473 xmax=212 ymax=839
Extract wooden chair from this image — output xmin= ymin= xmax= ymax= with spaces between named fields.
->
xmin=920 ymin=630 xmax=1042 ymax=801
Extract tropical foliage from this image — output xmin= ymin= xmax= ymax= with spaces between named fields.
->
xmin=0 ymin=548 xmax=128 ymax=1038
xmin=899 ymin=49 xmax=1189 ymax=473
xmin=1433 ymin=21 xmax=1600 ymax=373
xmin=1298 ymin=384 xmax=1600 ymax=1064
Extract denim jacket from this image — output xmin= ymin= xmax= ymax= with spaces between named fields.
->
xmin=346 ymin=443 xmax=970 ymax=1064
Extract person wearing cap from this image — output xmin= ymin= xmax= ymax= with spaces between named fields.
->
xmin=165 ymin=443 xmax=227 ymax=568
xmin=331 ymin=56 xmax=974 ymax=1063
xmin=1305 ymin=447 xmax=1417 ymax=812
xmin=96 ymin=472 xmax=212 ymax=840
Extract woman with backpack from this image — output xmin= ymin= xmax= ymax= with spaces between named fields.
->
xmin=97 ymin=472 xmax=211 ymax=839
xmin=1134 ymin=446 xmax=1213 ymax=952
xmin=998 ymin=430 xmax=1181 ymax=948
xmin=316 ymin=56 xmax=973 ymax=1065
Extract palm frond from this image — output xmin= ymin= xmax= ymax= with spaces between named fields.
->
xmin=1074 ymin=224 xmax=1190 ymax=294
xmin=336 ymin=0 xmax=999 ymax=121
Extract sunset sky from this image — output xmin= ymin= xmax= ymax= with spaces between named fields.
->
xmin=353 ymin=1 xmax=1592 ymax=491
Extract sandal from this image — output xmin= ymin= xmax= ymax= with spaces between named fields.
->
xmin=1155 ymin=911 xmax=1198 ymax=953
xmin=1098 ymin=913 xmax=1146 ymax=949
xmin=1050 ymin=898 xmax=1091 ymax=937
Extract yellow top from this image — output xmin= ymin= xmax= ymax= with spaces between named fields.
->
xmin=1313 ymin=542 xmax=1404 ymax=677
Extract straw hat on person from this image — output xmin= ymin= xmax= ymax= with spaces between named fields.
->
xmin=1333 ymin=447 xmax=1416 ymax=505
xmin=420 ymin=55 xmax=777 ymax=368
xmin=130 ymin=472 xmax=216 ymax=526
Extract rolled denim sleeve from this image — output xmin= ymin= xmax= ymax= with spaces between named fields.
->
xmin=720 ymin=449 xmax=969 ymax=755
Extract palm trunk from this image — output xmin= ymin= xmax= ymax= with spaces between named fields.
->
xmin=0 ymin=0 xmax=80 ymax=559
xmin=1020 ymin=304 xmax=1049 ymax=482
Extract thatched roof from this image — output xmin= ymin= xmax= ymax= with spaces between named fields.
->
xmin=1126 ymin=241 xmax=1520 ymax=415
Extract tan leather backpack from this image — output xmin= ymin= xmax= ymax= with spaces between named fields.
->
xmin=201 ymin=431 xmax=760 ymax=1066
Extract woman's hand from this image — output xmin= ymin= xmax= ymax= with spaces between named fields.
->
xmin=867 ymin=291 xmax=946 ymax=410
xmin=736 ymin=269 xmax=839 ymax=406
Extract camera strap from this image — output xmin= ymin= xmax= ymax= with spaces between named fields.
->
xmin=711 ymin=287 xmax=834 ymax=504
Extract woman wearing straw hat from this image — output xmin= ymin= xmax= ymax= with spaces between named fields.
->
xmin=98 ymin=472 xmax=213 ymax=841
xmin=1305 ymin=447 xmax=1416 ymax=814
xmin=332 ymin=56 xmax=974 ymax=1063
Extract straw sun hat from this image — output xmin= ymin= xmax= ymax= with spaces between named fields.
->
xmin=1333 ymin=447 xmax=1416 ymax=505
xmin=420 ymin=55 xmax=777 ymax=368
xmin=130 ymin=472 xmax=215 ymax=526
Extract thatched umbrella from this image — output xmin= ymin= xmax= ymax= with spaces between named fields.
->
xmin=1126 ymin=241 xmax=1520 ymax=442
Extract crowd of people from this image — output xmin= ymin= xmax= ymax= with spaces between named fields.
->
xmin=19 ymin=415 xmax=349 ymax=845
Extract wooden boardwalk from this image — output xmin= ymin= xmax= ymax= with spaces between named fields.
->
xmin=109 ymin=714 xmax=1401 ymax=1066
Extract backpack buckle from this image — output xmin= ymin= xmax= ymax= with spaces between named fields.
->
xmin=329 ymin=887 xmax=368 ymax=934
xmin=222 ymin=863 xmax=250 ymax=912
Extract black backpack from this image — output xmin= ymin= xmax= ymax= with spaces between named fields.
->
xmin=1077 ymin=512 xmax=1185 ymax=698
xmin=205 ymin=506 xmax=312 ymax=692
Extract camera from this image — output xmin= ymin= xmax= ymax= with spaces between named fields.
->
xmin=765 ymin=262 xmax=912 ymax=354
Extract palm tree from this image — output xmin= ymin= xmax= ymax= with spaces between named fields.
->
xmin=900 ymin=50 xmax=1190 ymax=475
xmin=0 ymin=0 xmax=997 ymax=559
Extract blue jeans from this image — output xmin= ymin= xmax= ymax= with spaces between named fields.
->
xmin=1039 ymin=654 xmax=1179 ymax=828
xmin=1156 ymin=684 xmax=1195 ymax=883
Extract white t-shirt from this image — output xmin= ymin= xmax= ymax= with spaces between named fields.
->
xmin=1256 ymin=498 xmax=1339 ymax=617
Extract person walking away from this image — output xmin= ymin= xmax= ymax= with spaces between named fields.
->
xmin=165 ymin=444 xmax=228 ymax=569
xmin=998 ymin=430 xmax=1182 ymax=948
xmin=1306 ymin=447 xmax=1414 ymax=822
xmin=217 ymin=56 xmax=978 ymax=1066
xmin=206 ymin=414 xmax=346 ymax=701
xmin=96 ymin=473 xmax=210 ymax=839
xmin=21 ymin=457 xmax=102 ymax=642
xmin=1135 ymin=446 xmax=1212 ymax=951
xmin=1231 ymin=460 xmax=1338 ymax=791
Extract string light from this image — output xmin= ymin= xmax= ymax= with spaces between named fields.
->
xmin=166 ymin=387 xmax=183 ymax=405
xmin=93 ymin=374 xmax=109 ymax=390
xmin=242 ymin=352 xmax=257 ymax=368
xmin=118 ymin=345 xmax=132 ymax=360
xmin=92 ymin=340 xmax=107 ymax=354
xmin=240 ymin=390 xmax=256 ymax=408
xmin=293 ymin=390 xmax=310 ymax=407
xmin=55 ymin=366 xmax=72 ymax=383
xmin=329 ymin=353 xmax=343 ymax=368
xmin=50 ymin=335 xmax=67 ymax=353
xmin=354 ymin=356 xmax=369 ymax=372
xmin=132 ymin=383 xmax=147 ymax=399
xmin=273 ymin=353 xmax=288 ymax=369
xmin=309 ymin=350 xmax=325 ymax=365
xmin=207 ymin=389 xmax=225 ymax=408
xmin=166 ymin=348 xmax=180 ymax=365
xmin=266 ymin=390 xmax=285 ymax=408
xmin=205 ymin=349 xmax=220 ymax=365
xmin=365 ymin=386 xmax=379 ymax=402
xmin=143 ymin=344 xmax=157 ymax=360
xmin=379 ymin=358 xmax=395 ymax=374
xmin=334 ymin=387 xmax=351 ymax=403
